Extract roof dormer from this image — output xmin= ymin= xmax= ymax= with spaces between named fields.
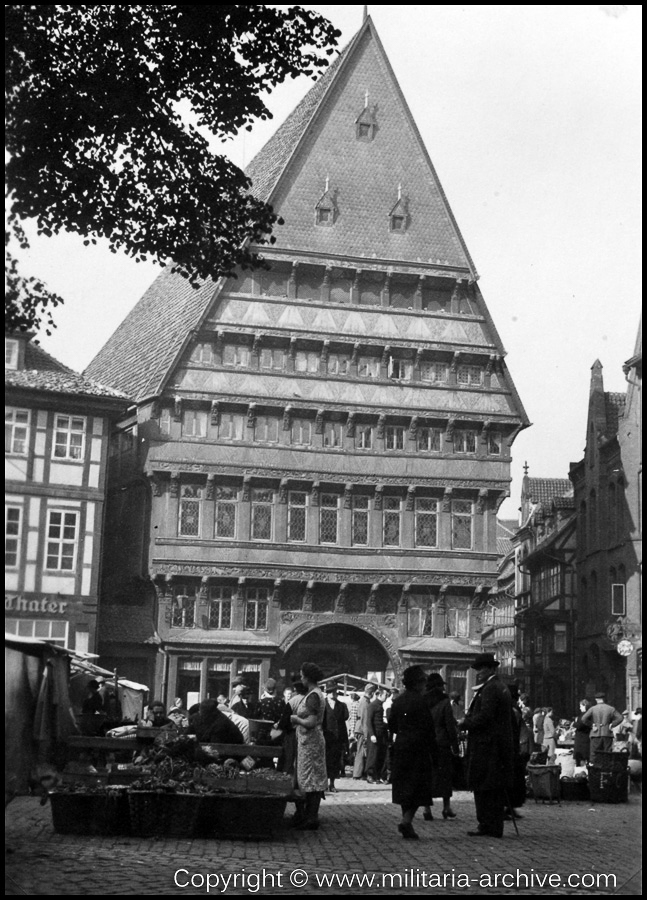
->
xmin=315 ymin=177 xmax=337 ymax=227
xmin=356 ymin=91 xmax=377 ymax=142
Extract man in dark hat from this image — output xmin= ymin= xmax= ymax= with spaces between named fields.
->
xmin=461 ymin=653 xmax=514 ymax=838
xmin=323 ymin=683 xmax=350 ymax=791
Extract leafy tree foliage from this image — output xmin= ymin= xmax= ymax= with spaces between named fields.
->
xmin=5 ymin=5 xmax=340 ymax=332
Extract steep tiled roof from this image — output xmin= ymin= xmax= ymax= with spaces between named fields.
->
xmin=244 ymin=44 xmax=353 ymax=203
xmin=525 ymin=478 xmax=572 ymax=506
xmin=496 ymin=519 xmax=517 ymax=557
xmin=84 ymin=267 xmax=218 ymax=401
xmin=7 ymin=340 xmax=128 ymax=402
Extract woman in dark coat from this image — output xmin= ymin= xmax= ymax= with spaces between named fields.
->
xmin=387 ymin=665 xmax=438 ymax=840
xmin=424 ymin=673 xmax=459 ymax=820
xmin=573 ymin=699 xmax=592 ymax=765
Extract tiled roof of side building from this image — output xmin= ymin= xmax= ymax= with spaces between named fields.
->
xmin=524 ymin=478 xmax=572 ymax=506
xmin=7 ymin=340 xmax=129 ymax=401
xmin=604 ymin=391 xmax=626 ymax=438
xmin=84 ymin=266 xmax=218 ymax=401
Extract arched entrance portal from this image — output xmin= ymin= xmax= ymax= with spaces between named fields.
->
xmin=282 ymin=623 xmax=393 ymax=683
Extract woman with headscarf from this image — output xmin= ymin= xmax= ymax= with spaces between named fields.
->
xmin=289 ymin=663 xmax=328 ymax=830
xmin=423 ymin=672 xmax=459 ymax=820
xmin=387 ymin=665 xmax=438 ymax=840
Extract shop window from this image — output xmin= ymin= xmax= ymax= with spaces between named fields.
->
xmin=45 ymin=509 xmax=79 ymax=571
xmin=5 ymin=407 xmax=30 ymax=455
xmin=53 ymin=414 xmax=86 ymax=460
xmin=5 ymin=617 xmax=68 ymax=647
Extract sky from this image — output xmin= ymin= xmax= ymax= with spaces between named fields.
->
xmin=17 ymin=5 xmax=642 ymax=521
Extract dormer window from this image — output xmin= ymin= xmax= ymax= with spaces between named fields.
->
xmin=389 ymin=186 xmax=408 ymax=233
xmin=315 ymin=177 xmax=336 ymax=227
xmin=355 ymin=93 xmax=377 ymax=142
xmin=5 ymin=339 xmax=19 ymax=370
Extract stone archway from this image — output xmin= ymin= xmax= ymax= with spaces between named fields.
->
xmin=280 ymin=622 xmax=398 ymax=684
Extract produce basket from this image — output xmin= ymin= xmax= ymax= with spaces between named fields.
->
xmin=128 ymin=790 xmax=170 ymax=837
xmin=50 ymin=788 xmax=130 ymax=836
xmin=163 ymin=793 xmax=203 ymax=838
xmin=196 ymin=793 xmax=289 ymax=839
xmin=588 ymin=766 xmax=628 ymax=804
xmin=527 ymin=764 xmax=561 ymax=804
xmin=560 ymin=778 xmax=590 ymax=801
xmin=593 ymin=750 xmax=630 ymax=772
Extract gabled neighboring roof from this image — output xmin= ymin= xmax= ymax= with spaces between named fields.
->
xmin=7 ymin=339 xmax=129 ymax=403
xmin=524 ymin=478 xmax=572 ymax=506
xmin=496 ymin=518 xmax=518 ymax=557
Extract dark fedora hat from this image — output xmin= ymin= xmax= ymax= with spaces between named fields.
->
xmin=471 ymin=653 xmax=500 ymax=670
xmin=426 ymin=672 xmax=446 ymax=689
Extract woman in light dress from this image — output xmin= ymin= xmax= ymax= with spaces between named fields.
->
xmin=289 ymin=662 xmax=328 ymax=830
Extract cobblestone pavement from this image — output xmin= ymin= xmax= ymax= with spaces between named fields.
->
xmin=5 ymin=781 xmax=642 ymax=896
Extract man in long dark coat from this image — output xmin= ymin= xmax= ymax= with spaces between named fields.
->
xmin=461 ymin=653 xmax=514 ymax=838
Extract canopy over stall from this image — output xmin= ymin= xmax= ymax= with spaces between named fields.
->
xmin=68 ymin=655 xmax=149 ymax=723
xmin=318 ymin=672 xmax=392 ymax=694
xmin=5 ymin=634 xmax=78 ymax=799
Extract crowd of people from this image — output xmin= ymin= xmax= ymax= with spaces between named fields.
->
xmin=100 ymin=657 xmax=641 ymax=838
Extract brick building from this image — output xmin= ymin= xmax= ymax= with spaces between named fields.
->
xmin=569 ymin=324 xmax=642 ymax=711
xmin=85 ymin=16 xmax=528 ymax=706
xmin=5 ymin=332 xmax=127 ymax=653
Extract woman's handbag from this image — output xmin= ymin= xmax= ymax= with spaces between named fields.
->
xmin=451 ymin=753 xmax=467 ymax=791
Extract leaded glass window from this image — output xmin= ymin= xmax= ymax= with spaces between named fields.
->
xmin=288 ymin=492 xmax=307 ymax=542
xmin=451 ymin=500 xmax=473 ymax=549
xmin=357 ymin=356 xmax=380 ymax=378
xmin=179 ymin=485 xmax=202 ymax=536
xmin=352 ymin=495 xmax=369 ymax=545
xmin=320 ymin=494 xmax=339 ymax=544
xmin=323 ymin=421 xmax=342 ymax=448
xmin=327 ymin=353 xmax=349 ymax=375
xmin=208 ymin=586 xmax=233 ymax=629
xmin=171 ymin=586 xmax=197 ymax=627
xmin=415 ymin=498 xmax=438 ymax=547
xmin=446 ymin=607 xmax=469 ymax=637
xmin=255 ymin=416 xmax=279 ymax=443
xmin=357 ymin=425 xmax=373 ymax=450
xmin=183 ymin=409 xmax=207 ymax=437
xmin=385 ymin=426 xmax=405 ymax=451
xmin=251 ymin=488 xmax=273 ymax=540
xmin=454 ymin=430 xmax=477 ymax=453
xmin=417 ymin=427 xmax=441 ymax=452
xmin=420 ymin=362 xmax=448 ymax=383
xmin=383 ymin=496 xmax=401 ymax=546
xmin=215 ymin=486 xmax=237 ymax=538
xmin=488 ymin=432 xmax=502 ymax=455
xmin=260 ymin=347 xmax=286 ymax=370
xmin=291 ymin=418 xmax=312 ymax=446
xmin=219 ymin=413 xmax=244 ymax=441
xmin=295 ymin=351 xmax=319 ymax=373
xmin=245 ymin=588 xmax=269 ymax=630
xmin=457 ymin=365 xmax=483 ymax=385
xmin=222 ymin=343 xmax=250 ymax=367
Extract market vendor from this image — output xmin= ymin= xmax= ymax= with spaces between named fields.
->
xmin=141 ymin=701 xmax=176 ymax=730
xmin=187 ymin=699 xmax=246 ymax=744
